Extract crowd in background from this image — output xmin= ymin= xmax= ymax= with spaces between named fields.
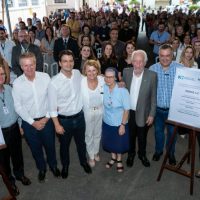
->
xmin=1 ymin=3 xmax=200 ymax=198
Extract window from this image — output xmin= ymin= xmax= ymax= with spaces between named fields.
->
xmin=54 ymin=0 xmax=66 ymax=3
xmin=18 ymin=0 xmax=28 ymax=7
xmin=31 ymin=0 xmax=39 ymax=6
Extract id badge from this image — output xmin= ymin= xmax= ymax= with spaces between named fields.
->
xmin=3 ymin=106 xmax=9 ymax=114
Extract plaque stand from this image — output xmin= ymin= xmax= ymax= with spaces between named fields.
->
xmin=157 ymin=120 xmax=200 ymax=195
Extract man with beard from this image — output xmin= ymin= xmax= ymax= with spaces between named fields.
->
xmin=149 ymin=22 xmax=170 ymax=62
xmin=118 ymin=20 xmax=135 ymax=42
xmin=11 ymin=30 xmax=43 ymax=77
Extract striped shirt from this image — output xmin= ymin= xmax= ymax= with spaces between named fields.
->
xmin=149 ymin=61 xmax=183 ymax=108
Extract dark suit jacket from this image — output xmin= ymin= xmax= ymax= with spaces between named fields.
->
xmin=12 ymin=44 xmax=43 ymax=77
xmin=53 ymin=37 xmax=79 ymax=62
xmin=123 ymin=68 xmax=157 ymax=127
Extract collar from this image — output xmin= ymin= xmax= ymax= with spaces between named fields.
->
xmin=60 ymin=70 xmax=74 ymax=79
xmin=133 ymin=70 xmax=144 ymax=78
xmin=22 ymin=73 xmax=36 ymax=82
xmin=62 ymin=37 xmax=69 ymax=42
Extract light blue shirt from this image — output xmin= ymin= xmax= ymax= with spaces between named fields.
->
xmin=103 ymin=84 xmax=130 ymax=126
xmin=150 ymin=30 xmax=170 ymax=55
xmin=149 ymin=61 xmax=183 ymax=108
xmin=0 ymin=85 xmax=18 ymax=128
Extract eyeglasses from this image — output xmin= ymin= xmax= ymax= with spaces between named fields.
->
xmin=105 ymin=76 xmax=115 ymax=79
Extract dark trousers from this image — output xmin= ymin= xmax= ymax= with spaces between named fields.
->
xmin=0 ymin=122 xmax=24 ymax=181
xmin=22 ymin=119 xmax=57 ymax=171
xmin=58 ymin=111 xmax=87 ymax=168
xmin=154 ymin=108 xmax=176 ymax=155
xmin=128 ymin=110 xmax=149 ymax=157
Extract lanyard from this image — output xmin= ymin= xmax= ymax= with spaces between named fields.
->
xmin=0 ymin=43 xmax=5 ymax=51
xmin=21 ymin=44 xmax=29 ymax=54
xmin=0 ymin=91 xmax=5 ymax=106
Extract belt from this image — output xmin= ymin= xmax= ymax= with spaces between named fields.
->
xmin=90 ymin=107 xmax=101 ymax=110
xmin=157 ymin=107 xmax=169 ymax=111
xmin=58 ymin=110 xmax=83 ymax=119
xmin=2 ymin=122 xmax=18 ymax=132
xmin=34 ymin=116 xmax=45 ymax=121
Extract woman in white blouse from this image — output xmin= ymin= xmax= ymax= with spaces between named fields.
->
xmin=81 ymin=60 xmax=104 ymax=167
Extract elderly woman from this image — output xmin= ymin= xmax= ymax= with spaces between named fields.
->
xmin=102 ymin=68 xmax=130 ymax=172
xmin=81 ymin=60 xmax=104 ymax=167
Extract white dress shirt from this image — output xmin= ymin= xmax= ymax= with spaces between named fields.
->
xmin=12 ymin=72 xmax=50 ymax=125
xmin=48 ymin=69 xmax=83 ymax=117
xmin=130 ymin=71 xmax=143 ymax=111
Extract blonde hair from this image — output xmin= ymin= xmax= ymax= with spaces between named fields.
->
xmin=180 ymin=45 xmax=195 ymax=67
xmin=82 ymin=59 xmax=101 ymax=76
xmin=19 ymin=52 xmax=36 ymax=65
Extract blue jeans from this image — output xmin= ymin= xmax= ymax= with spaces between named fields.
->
xmin=58 ymin=111 xmax=87 ymax=168
xmin=154 ymin=108 xmax=176 ymax=155
xmin=22 ymin=119 xmax=57 ymax=171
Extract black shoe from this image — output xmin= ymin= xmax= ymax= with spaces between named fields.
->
xmin=61 ymin=167 xmax=68 ymax=179
xmin=168 ymin=154 xmax=176 ymax=166
xmin=126 ymin=153 xmax=135 ymax=167
xmin=138 ymin=155 xmax=150 ymax=167
xmin=51 ymin=167 xmax=61 ymax=177
xmin=11 ymin=183 xmax=20 ymax=196
xmin=16 ymin=175 xmax=31 ymax=185
xmin=152 ymin=152 xmax=163 ymax=161
xmin=38 ymin=170 xmax=46 ymax=182
xmin=81 ymin=163 xmax=92 ymax=174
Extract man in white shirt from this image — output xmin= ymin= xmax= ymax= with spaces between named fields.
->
xmin=48 ymin=50 xmax=92 ymax=179
xmin=12 ymin=52 xmax=60 ymax=182
xmin=123 ymin=50 xmax=157 ymax=167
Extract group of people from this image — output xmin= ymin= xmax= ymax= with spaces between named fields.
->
xmin=1 ymin=5 xmax=200 ymax=198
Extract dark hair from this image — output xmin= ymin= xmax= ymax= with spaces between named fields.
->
xmin=28 ymin=29 xmax=36 ymax=35
xmin=122 ymin=40 xmax=135 ymax=59
xmin=80 ymin=45 xmax=96 ymax=59
xmin=45 ymin=26 xmax=54 ymax=41
xmin=81 ymin=24 xmax=91 ymax=34
xmin=159 ymin=44 xmax=173 ymax=52
xmin=58 ymin=50 xmax=75 ymax=62
xmin=109 ymin=27 xmax=119 ymax=34
xmin=81 ymin=35 xmax=91 ymax=45
xmin=101 ymin=42 xmax=117 ymax=66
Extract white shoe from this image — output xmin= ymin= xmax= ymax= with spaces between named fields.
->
xmin=94 ymin=154 xmax=100 ymax=162
xmin=89 ymin=159 xmax=95 ymax=167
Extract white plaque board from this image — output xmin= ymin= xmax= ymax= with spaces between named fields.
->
xmin=168 ymin=67 xmax=200 ymax=128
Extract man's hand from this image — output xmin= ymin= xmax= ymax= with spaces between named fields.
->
xmin=146 ymin=116 xmax=154 ymax=126
xmin=55 ymin=124 xmax=65 ymax=135
xmin=32 ymin=121 xmax=45 ymax=131
xmin=39 ymin=117 xmax=49 ymax=126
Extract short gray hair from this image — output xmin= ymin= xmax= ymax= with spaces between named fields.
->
xmin=131 ymin=50 xmax=148 ymax=64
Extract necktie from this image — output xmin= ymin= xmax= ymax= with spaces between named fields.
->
xmin=64 ymin=39 xmax=67 ymax=48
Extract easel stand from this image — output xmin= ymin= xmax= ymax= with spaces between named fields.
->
xmin=0 ymin=144 xmax=17 ymax=200
xmin=157 ymin=120 xmax=200 ymax=195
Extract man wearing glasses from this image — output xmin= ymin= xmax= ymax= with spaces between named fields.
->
xmin=11 ymin=29 xmax=43 ymax=77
